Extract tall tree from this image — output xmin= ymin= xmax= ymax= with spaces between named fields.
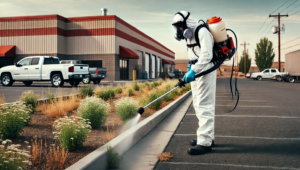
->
xmin=239 ymin=53 xmax=251 ymax=73
xmin=255 ymin=37 xmax=275 ymax=71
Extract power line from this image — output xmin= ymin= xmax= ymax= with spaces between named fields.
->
xmin=259 ymin=18 xmax=276 ymax=39
xmin=280 ymin=0 xmax=298 ymax=13
xmin=281 ymin=43 xmax=300 ymax=50
xmin=286 ymin=3 xmax=300 ymax=13
xmin=274 ymin=37 xmax=300 ymax=48
xmin=249 ymin=17 xmax=270 ymax=43
xmin=270 ymin=0 xmax=290 ymax=14
xmin=290 ymin=8 xmax=300 ymax=15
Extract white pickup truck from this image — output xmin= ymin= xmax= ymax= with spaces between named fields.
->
xmin=250 ymin=68 xmax=285 ymax=81
xmin=0 ymin=56 xmax=89 ymax=87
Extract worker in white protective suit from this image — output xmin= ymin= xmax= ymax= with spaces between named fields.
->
xmin=172 ymin=11 xmax=216 ymax=155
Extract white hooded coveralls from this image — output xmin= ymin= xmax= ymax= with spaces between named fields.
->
xmin=183 ymin=13 xmax=216 ymax=147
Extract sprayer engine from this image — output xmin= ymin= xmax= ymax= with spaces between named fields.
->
xmin=212 ymin=36 xmax=236 ymax=63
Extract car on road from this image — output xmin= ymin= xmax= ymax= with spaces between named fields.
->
xmin=246 ymin=72 xmax=253 ymax=78
xmin=60 ymin=60 xmax=107 ymax=84
xmin=251 ymin=68 xmax=283 ymax=81
xmin=0 ymin=56 xmax=89 ymax=87
xmin=168 ymin=69 xmax=183 ymax=79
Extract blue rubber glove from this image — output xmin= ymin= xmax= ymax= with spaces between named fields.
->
xmin=183 ymin=70 xmax=196 ymax=83
xmin=187 ymin=64 xmax=191 ymax=72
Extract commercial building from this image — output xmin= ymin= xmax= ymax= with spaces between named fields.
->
xmin=0 ymin=10 xmax=175 ymax=81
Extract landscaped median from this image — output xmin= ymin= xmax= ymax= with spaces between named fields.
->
xmin=0 ymin=79 xmax=191 ymax=170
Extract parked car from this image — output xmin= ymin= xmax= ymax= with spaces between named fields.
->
xmin=60 ymin=60 xmax=107 ymax=84
xmin=168 ymin=69 xmax=183 ymax=79
xmin=246 ymin=72 xmax=253 ymax=78
xmin=0 ymin=56 xmax=89 ymax=87
xmin=251 ymin=68 xmax=284 ymax=81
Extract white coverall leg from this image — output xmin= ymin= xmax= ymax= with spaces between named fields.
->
xmin=189 ymin=27 xmax=216 ymax=147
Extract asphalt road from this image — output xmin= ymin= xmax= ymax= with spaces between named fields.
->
xmin=0 ymin=81 xmax=134 ymax=103
xmin=156 ymin=78 xmax=300 ymax=170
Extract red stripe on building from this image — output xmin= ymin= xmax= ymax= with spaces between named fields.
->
xmin=66 ymin=15 xmax=116 ymax=22
xmin=0 ymin=28 xmax=60 ymax=37
xmin=115 ymin=16 xmax=175 ymax=55
xmin=67 ymin=28 xmax=115 ymax=36
xmin=0 ymin=14 xmax=66 ymax=22
xmin=116 ymin=29 xmax=174 ymax=59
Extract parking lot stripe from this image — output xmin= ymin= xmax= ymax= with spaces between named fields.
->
xmin=173 ymin=134 xmax=300 ymax=140
xmin=185 ymin=115 xmax=298 ymax=118
xmin=161 ymin=162 xmax=300 ymax=170
xmin=216 ymin=100 xmax=266 ymax=102
xmin=216 ymin=105 xmax=274 ymax=107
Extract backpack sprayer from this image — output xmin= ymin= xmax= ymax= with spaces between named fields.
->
xmin=137 ymin=16 xmax=239 ymax=115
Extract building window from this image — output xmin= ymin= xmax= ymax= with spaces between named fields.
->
xmin=120 ymin=59 xmax=129 ymax=80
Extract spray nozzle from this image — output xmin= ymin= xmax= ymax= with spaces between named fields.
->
xmin=137 ymin=107 xmax=145 ymax=115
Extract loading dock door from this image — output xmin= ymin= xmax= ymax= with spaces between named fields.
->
xmin=145 ymin=53 xmax=150 ymax=79
xmin=120 ymin=59 xmax=128 ymax=80
xmin=152 ymin=55 xmax=156 ymax=78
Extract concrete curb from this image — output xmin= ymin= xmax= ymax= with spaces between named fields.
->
xmin=66 ymin=91 xmax=192 ymax=170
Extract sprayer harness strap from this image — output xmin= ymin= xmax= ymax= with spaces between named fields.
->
xmin=186 ymin=24 xmax=209 ymax=49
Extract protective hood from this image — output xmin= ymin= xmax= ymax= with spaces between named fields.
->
xmin=172 ymin=11 xmax=198 ymax=40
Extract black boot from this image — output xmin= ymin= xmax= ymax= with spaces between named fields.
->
xmin=187 ymin=145 xmax=212 ymax=155
xmin=190 ymin=140 xmax=214 ymax=147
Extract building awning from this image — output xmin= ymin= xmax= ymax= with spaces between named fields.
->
xmin=119 ymin=46 xmax=139 ymax=59
xmin=162 ymin=59 xmax=175 ymax=65
xmin=0 ymin=45 xmax=16 ymax=57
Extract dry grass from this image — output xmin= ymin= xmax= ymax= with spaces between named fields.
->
xmin=31 ymin=136 xmax=43 ymax=165
xmin=157 ymin=152 xmax=174 ymax=162
xmin=36 ymin=96 xmax=80 ymax=118
xmin=46 ymin=145 xmax=68 ymax=170
xmin=0 ymin=94 xmax=6 ymax=104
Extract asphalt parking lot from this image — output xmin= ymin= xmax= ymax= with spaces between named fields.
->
xmin=156 ymin=78 xmax=300 ymax=170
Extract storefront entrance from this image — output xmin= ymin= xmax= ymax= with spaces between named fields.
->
xmin=120 ymin=59 xmax=129 ymax=80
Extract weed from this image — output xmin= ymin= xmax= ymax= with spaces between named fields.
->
xmin=107 ymin=143 xmax=122 ymax=169
xmin=157 ymin=152 xmax=174 ymax=162
xmin=128 ymin=89 xmax=135 ymax=96
xmin=80 ymin=86 xmax=93 ymax=98
xmin=53 ymin=116 xmax=91 ymax=151
xmin=148 ymin=90 xmax=163 ymax=110
xmin=0 ymin=94 xmax=6 ymax=104
xmin=151 ymin=81 xmax=159 ymax=88
xmin=133 ymin=82 xmax=140 ymax=91
xmin=46 ymin=91 xmax=55 ymax=101
xmin=114 ymin=97 xmax=139 ymax=121
xmin=115 ymin=84 xmax=123 ymax=94
xmin=31 ymin=136 xmax=43 ymax=165
xmin=98 ymin=86 xmax=115 ymax=100
xmin=20 ymin=91 xmax=38 ymax=108
xmin=46 ymin=144 xmax=68 ymax=170
xmin=78 ymin=97 xmax=110 ymax=129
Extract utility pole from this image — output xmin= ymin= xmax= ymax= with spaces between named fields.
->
xmin=240 ymin=42 xmax=250 ymax=77
xmin=269 ymin=13 xmax=288 ymax=72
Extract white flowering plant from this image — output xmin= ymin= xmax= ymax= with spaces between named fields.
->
xmin=0 ymin=139 xmax=32 ymax=170
xmin=53 ymin=116 xmax=91 ymax=151
xmin=0 ymin=102 xmax=32 ymax=139
xmin=78 ymin=97 xmax=110 ymax=129
xmin=114 ymin=97 xmax=139 ymax=121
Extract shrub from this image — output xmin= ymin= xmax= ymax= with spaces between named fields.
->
xmin=133 ymin=83 xmax=140 ymax=91
xmin=0 ymin=94 xmax=6 ymax=104
xmin=0 ymin=139 xmax=32 ymax=169
xmin=98 ymin=86 xmax=115 ymax=100
xmin=20 ymin=91 xmax=38 ymax=108
xmin=151 ymin=81 xmax=160 ymax=88
xmin=78 ymin=97 xmax=110 ymax=129
xmin=53 ymin=116 xmax=91 ymax=151
xmin=46 ymin=91 xmax=55 ymax=101
xmin=128 ymin=89 xmax=135 ymax=96
xmin=115 ymin=84 xmax=123 ymax=94
xmin=80 ymin=86 xmax=93 ymax=98
xmin=107 ymin=143 xmax=122 ymax=169
xmin=114 ymin=97 xmax=139 ymax=121
xmin=0 ymin=102 xmax=31 ymax=139
xmin=145 ymin=82 xmax=150 ymax=86
xmin=148 ymin=91 xmax=163 ymax=110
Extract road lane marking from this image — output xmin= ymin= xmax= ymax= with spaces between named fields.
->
xmin=216 ymin=100 xmax=267 ymax=102
xmin=185 ymin=115 xmax=298 ymax=118
xmin=216 ymin=105 xmax=274 ymax=107
xmin=173 ymin=134 xmax=300 ymax=140
xmin=161 ymin=162 xmax=300 ymax=170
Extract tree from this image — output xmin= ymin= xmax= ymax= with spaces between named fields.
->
xmin=239 ymin=53 xmax=251 ymax=73
xmin=255 ymin=37 xmax=275 ymax=71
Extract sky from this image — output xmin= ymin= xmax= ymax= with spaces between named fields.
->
xmin=1 ymin=0 xmax=300 ymax=66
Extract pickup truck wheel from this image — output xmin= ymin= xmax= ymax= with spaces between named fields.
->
xmin=92 ymin=80 xmax=100 ymax=84
xmin=82 ymin=77 xmax=90 ymax=84
xmin=51 ymin=74 xmax=64 ymax=87
xmin=1 ymin=74 xmax=13 ymax=86
xmin=289 ymin=77 xmax=295 ymax=83
xmin=23 ymin=81 xmax=33 ymax=86
xmin=69 ymin=81 xmax=80 ymax=87
xmin=276 ymin=76 xmax=282 ymax=81
xmin=257 ymin=76 xmax=262 ymax=81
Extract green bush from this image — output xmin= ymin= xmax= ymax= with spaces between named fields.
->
xmin=128 ymin=89 xmax=135 ymax=96
xmin=80 ymin=86 xmax=93 ymax=98
xmin=0 ymin=139 xmax=32 ymax=169
xmin=98 ymin=86 xmax=115 ymax=100
xmin=107 ymin=143 xmax=122 ymax=169
xmin=115 ymin=84 xmax=123 ymax=94
xmin=148 ymin=91 xmax=163 ymax=110
xmin=133 ymin=83 xmax=140 ymax=91
xmin=20 ymin=91 xmax=38 ymax=108
xmin=78 ymin=96 xmax=110 ymax=129
xmin=114 ymin=97 xmax=139 ymax=121
xmin=151 ymin=81 xmax=159 ymax=88
xmin=46 ymin=91 xmax=55 ymax=101
xmin=145 ymin=82 xmax=150 ymax=86
xmin=53 ymin=115 xmax=91 ymax=151
xmin=0 ymin=102 xmax=31 ymax=139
